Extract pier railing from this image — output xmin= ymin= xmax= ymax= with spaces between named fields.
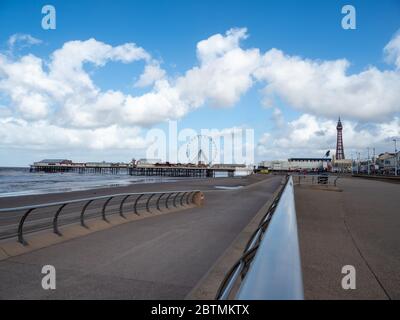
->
xmin=216 ymin=176 xmax=304 ymax=300
xmin=0 ymin=190 xmax=202 ymax=245
xmin=292 ymin=174 xmax=339 ymax=186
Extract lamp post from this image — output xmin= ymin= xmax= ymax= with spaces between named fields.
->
xmin=367 ymin=147 xmax=370 ymax=175
xmin=351 ymin=152 xmax=354 ymax=174
xmin=394 ymin=139 xmax=398 ymax=176
xmin=373 ymin=147 xmax=376 ymax=174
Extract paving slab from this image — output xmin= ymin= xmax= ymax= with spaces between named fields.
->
xmin=296 ymin=177 xmax=400 ymax=299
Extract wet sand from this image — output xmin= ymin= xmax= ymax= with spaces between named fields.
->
xmin=0 ymin=174 xmax=271 ymax=209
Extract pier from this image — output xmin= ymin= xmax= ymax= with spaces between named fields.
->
xmin=128 ymin=166 xmax=235 ymax=177
xmin=30 ymin=164 xmax=236 ymax=177
xmin=29 ymin=159 xmax=238 ymax=177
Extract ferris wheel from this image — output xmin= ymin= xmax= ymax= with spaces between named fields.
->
xmin=185 ymin=134 xmax=218 ymax=165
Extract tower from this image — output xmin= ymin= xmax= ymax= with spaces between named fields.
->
xmin=335 ymin=117 xmax=345 ymax=160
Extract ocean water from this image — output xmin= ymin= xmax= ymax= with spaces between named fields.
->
xmin=0 ymin=167 xmax=175 ymax=197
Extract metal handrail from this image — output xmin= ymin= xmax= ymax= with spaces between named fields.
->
xmin=0 ymin=189 xmax=200 ymax=245
xmin=216 ymin=176 xmax=304 ymax=300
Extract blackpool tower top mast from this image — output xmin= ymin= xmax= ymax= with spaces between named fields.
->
xmin=335 ymin=117 xmax=345 ymax=160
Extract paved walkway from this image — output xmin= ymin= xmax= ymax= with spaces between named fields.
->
xmin=0 ymin=176 xmax=282 ymax=299
xmin=295 ymin=177 xmax=400 ymax=299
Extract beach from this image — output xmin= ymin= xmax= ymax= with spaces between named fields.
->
xmin=0 ymin=174 xmax=268 ymax=209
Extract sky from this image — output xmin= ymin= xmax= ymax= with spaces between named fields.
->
xmin=0 ymin=0 xmax=400 ymax=166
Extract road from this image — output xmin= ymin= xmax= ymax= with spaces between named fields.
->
xmin=0 ymin=175 xmax=282 ymax=299
xmin=296 ymin=177 xmax=400 ymax=299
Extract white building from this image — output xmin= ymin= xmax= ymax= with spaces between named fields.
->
xmin=33 ymin=159 xmax=73 ymax=166
xmin=288 ymin=158 xmax=331 ymax=171
xmin=377 ymin=152 xmax=400 ymax=174
xmin=259 ymin=158 xmax=331 ymax=171
xmin=136 ymin=158 xmax=162 ymax=165
xmin=259 ymin=160 xmax=290 ymax=171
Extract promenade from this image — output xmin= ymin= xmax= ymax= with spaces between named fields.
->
xmin=296 ymin=177 xmax=400 ymax=299
xmin=1 ymin=174 xmax=398 ymax=300
xmin=0 ymin=175 xmax=282 ymax=299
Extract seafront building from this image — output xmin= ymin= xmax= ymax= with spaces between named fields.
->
xmin=259 ymin=158 xmax=331 ymax=172
xmin=331 ymin=155 xmax=352 ymax=173
xmin=376 ymin=152 xmax=400 ymax=175
xmin=33 ymin=159 xmax=73 ymax=166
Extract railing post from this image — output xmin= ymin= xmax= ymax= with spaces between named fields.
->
xmin=180 ymin=192 xmax=187 ymax=206
xmin=18 ymin=208 xmax=35 ymax=245
xmin=53 ymin=203 xmax=67 ymax=236
xmin=80 ymin=199 xmax=93 ymax=229
xmin=334 ymin=176 xmax=339 ymax=186
xmin=165 ymin=192 xmax=174 ymax=209
xmin=186 ymin=192 xmax=192 ymax=205
xmin=134 ymin=194 xmax=144 ymax=215
xmin=102 ymin=196 xmax=114 ymax=222
xmin=119 ymin=195 xmax=130 ymax=218
xmin=173 ymin=192 xmax=181 ymax=208
xmin=146 ymin=193 xmax=155 ymax=213
xmin=156 ymin=193 xmax=165 ymax=211
xmin=190 ymin=192 xmax=197 ymax=204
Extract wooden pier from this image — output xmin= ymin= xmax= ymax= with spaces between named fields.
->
xmin=30 ymin=164 xmax=235 ymax=178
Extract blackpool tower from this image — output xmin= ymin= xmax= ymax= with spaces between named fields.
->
xmin=335 ymin=117 xmax=345 ymax=160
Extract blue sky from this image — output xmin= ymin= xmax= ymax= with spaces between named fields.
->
xmin=0 ymin=0 xmax=400 ymax=166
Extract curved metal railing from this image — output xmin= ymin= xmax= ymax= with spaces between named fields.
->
xmin=0 ymin=190 xmax=201 ymax=245
xmin=216 ymin=176 xmax=304 ymax=300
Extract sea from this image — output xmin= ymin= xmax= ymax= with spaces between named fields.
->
xmin=0 ymin=167 xmax=176 ymax=198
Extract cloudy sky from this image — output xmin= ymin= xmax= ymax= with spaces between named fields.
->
xmin=0 ymin=0 xmax=399 ymax=166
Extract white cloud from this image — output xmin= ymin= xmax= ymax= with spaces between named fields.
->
xmin=48 ymin=38 xmax=151 ymax=98
xmin=196 ymin=27 xmax=248 ymax=63
xmin=134 ymin=62 xmax=166 ymax=87
xmin=1 ymin=29 xmax=400 ymax=156
xmin=271 ymin=108 xmax=285 ymax=128
xmin=122 ymin=80 xmax=188 ymax=126
xmin=384 ymin=32 xmax=400 ymax=69
xmin=0 ymin=117 xmax=148 ymax=151
xmin=7 ymin=34 xmax=42 ymax=51
xmin=257 ymin=114 xmax=400 ymax=160
xmin=0 ymin=29 xmax=261 ymax=153
xmin=255 ymin=48 xmax=400 ymax=121
xmin=0 ymin=29 xmax=258 ymax=132
xmin=176 ymin=28 xmax=260 ymax=108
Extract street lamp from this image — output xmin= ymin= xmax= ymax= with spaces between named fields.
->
xmin=351 ymin=152 xmax=354 ymax=174
xmin=394 ymin=139 xmax=398 ymax=176
xmin=367 ymin=147 xmax=370 ymax=175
